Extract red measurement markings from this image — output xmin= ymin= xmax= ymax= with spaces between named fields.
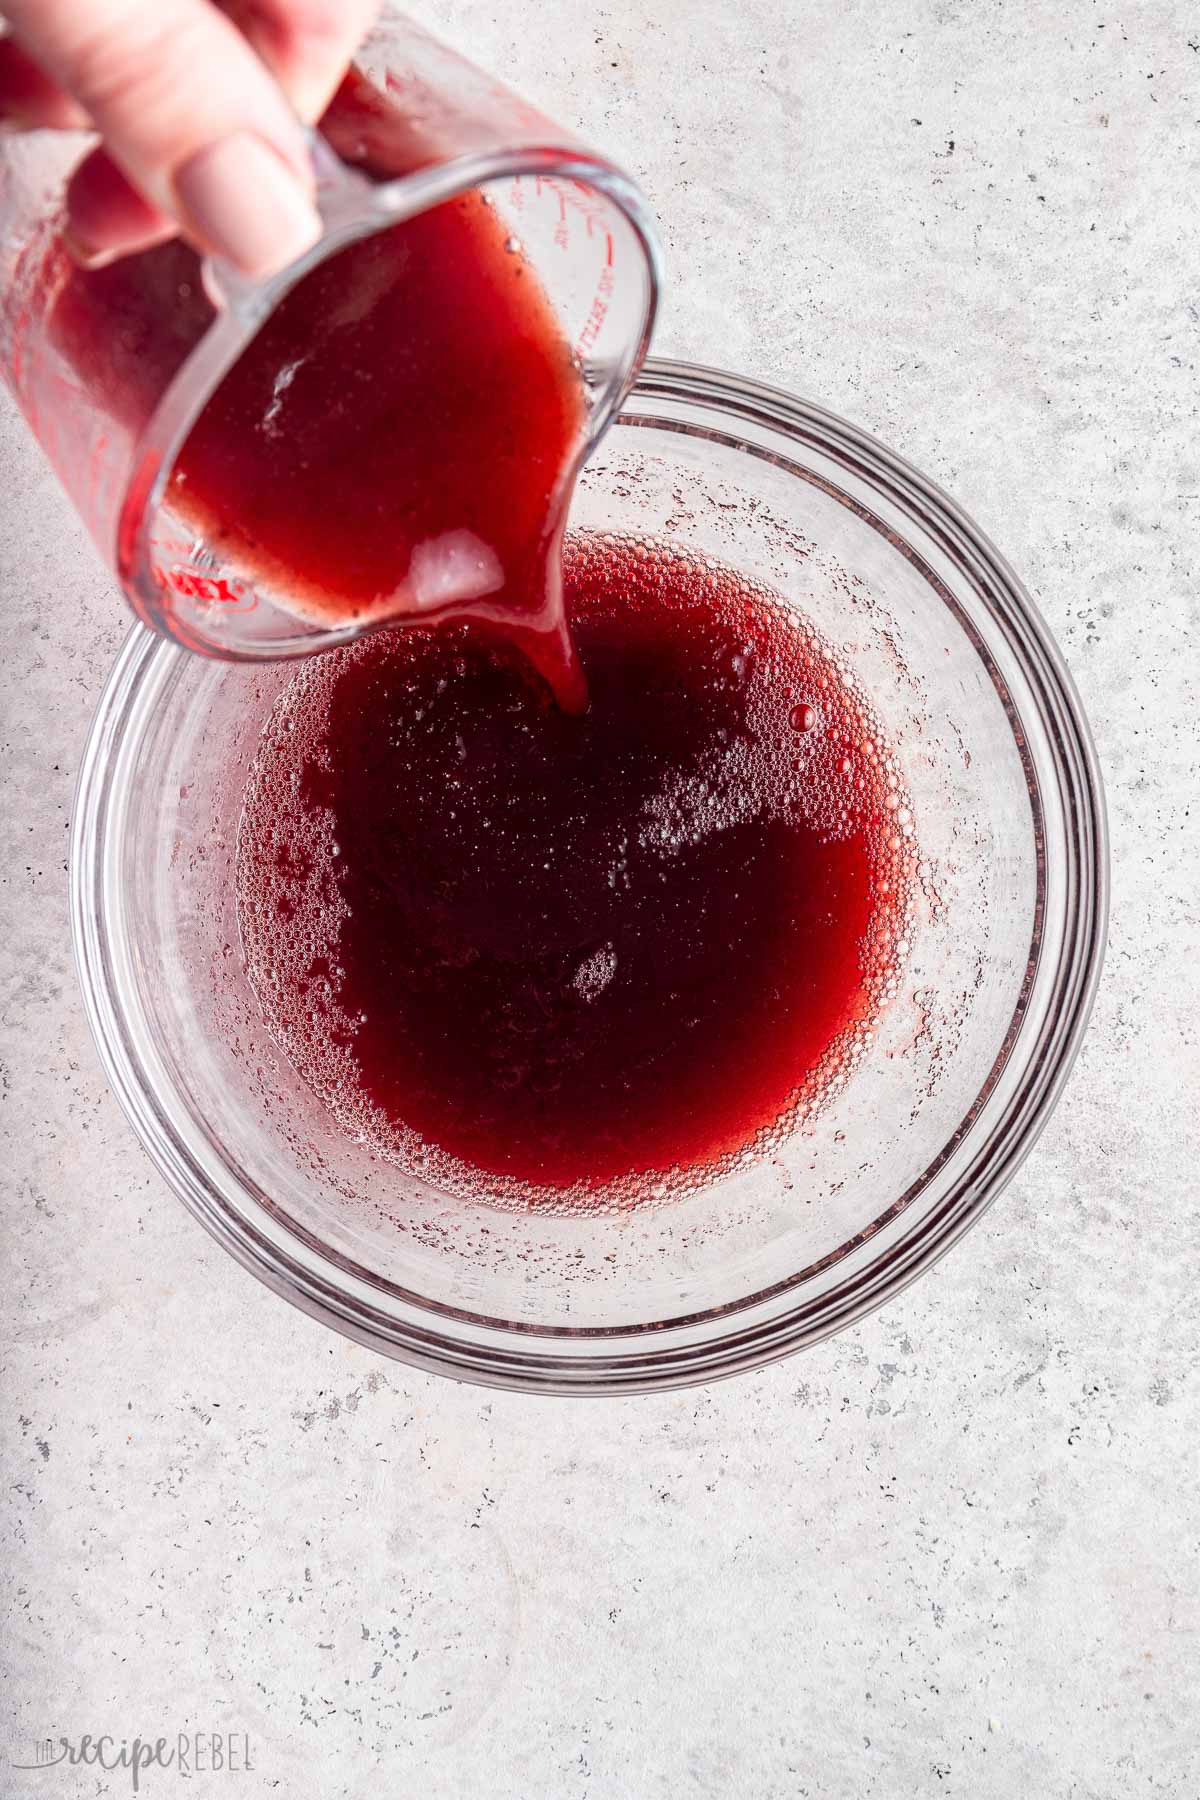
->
xmin=151 ymin=563 xmax=259 ymax=612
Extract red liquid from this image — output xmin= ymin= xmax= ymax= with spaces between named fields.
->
xmin=170 ymin=193 xmax=587 ymax=706
xmin=44 ymin=70 xmax=588 ymax=707
xmin=237 ymin=535 xmax=914 ymax=1210
xmin=38 ymin=74 xmax=913 ymax=1205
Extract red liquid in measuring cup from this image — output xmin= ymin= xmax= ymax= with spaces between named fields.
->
xmin=237 ymin=535 xmax=914 ymax=1210
xmin=170 ymin=193 xmax=587 ymax=705
xmin=44 ymin=70 xmax=589 ymax=706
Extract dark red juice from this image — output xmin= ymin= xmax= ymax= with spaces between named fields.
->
xmin=237 ymin=534 xmax=914 ymax=1210
xmin=37 ymin=71 xmax=914 ymax=1206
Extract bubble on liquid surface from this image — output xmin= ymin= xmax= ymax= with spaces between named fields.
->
xmin=572 ymin=943 xmax=618 ymax=1002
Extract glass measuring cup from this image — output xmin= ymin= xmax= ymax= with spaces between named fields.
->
xmin=0 ymin=8 xmax=660 ymax=659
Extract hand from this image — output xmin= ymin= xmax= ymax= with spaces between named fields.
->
xmin=0 ymin=0 xmax=378 ymax=276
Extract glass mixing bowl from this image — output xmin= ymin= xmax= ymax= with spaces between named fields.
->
xmin=70 ymin=359 xmax=1107 ymax=1393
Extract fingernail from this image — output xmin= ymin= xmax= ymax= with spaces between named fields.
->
xmin=174 ymin=133 xmax=321 ymax=279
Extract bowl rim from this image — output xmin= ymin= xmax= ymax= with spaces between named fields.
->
xmin=70 ymin=355 xmax=1109 ymax=1394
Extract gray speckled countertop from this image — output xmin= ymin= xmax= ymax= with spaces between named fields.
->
xmin=2 ymin=3 xmax=1197 ymax=1795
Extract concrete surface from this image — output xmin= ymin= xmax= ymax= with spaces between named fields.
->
xmin=2 ymin=1 xmax=1198 ymax=1795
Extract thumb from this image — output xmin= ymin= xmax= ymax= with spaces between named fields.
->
xmin=3 ymin=0 xmax=321 ymax=277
